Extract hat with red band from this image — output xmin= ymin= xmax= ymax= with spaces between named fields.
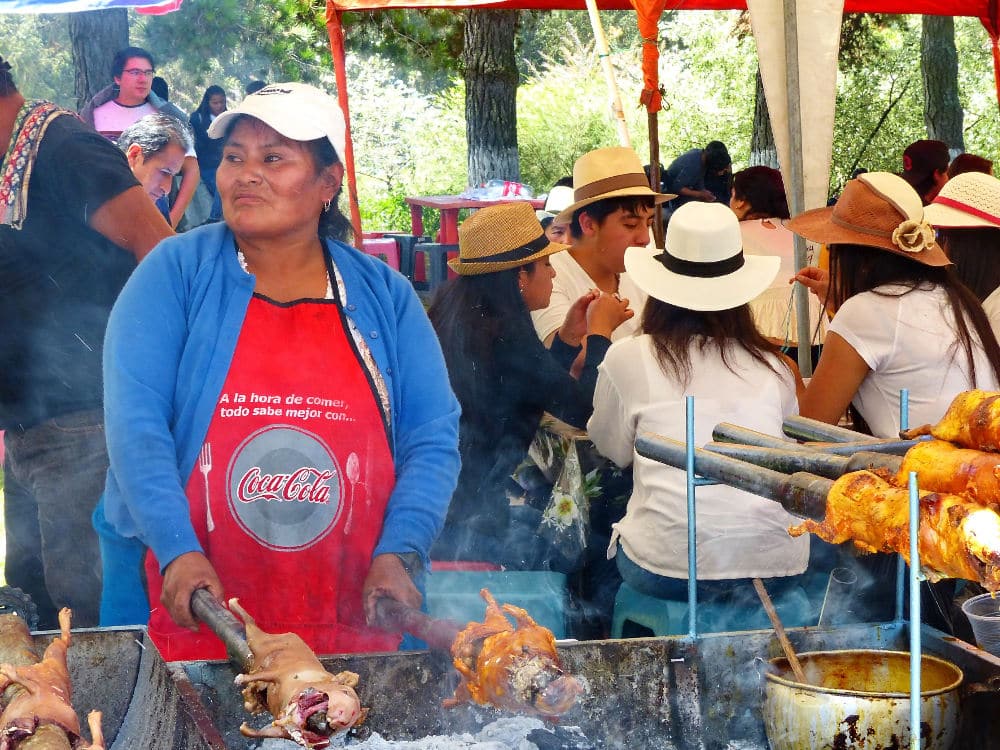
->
xmin=924 ymin=172 xmax=1000 ymax=230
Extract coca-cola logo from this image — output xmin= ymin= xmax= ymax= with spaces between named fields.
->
xmin=227 ymin=425 xmax=342 ymax=551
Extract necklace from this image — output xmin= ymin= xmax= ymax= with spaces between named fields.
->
xmin=236 ymin=246 xmax=333 ymax=300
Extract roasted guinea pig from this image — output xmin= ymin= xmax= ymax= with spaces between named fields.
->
xmin=905 ymin=390 xmax=1000 ymax=451
xmin=898 ymin=439 xmax=1000 ymax=507
xmin=228 ymin=599 xmax=365 ymax=749
xmin=0 ymin=608 xmax=104 ymax=750
xmin=444 ymin=589 xmax=582 ymax=719
xmin=788 ymin=470 xmax=1000 ymax=590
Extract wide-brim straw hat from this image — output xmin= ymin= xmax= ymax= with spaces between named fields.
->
xmin=208 ymin=82 xmax=346 ymax=163
xmin=924 ymin=171 xmax=1000 ymax=229
xmin=624 ymin=202 xmax=779 ymax=312
xmin=450 ymin=201 xmax=569 ymax=276
xmin=555 ymin=147 xmax=675 ymax=224
xmin=787 ymin=171 xmax=950 ymax=267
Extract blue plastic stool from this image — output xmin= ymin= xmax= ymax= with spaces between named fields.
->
xmin=426 ymin=570 xmax=569 ymax=638
xmin=611 ymin=582 xmax=687 ymax=637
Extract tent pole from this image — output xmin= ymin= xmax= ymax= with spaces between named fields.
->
xmin=649 ymin=111 xmax=664 ymax=248
xmin=783 ymin=0 xmax=812 ymax=377
xmin=585 ymin=0 xmax=631 ymax=147
xmin=325 ymin=5 xmax=365 ymax=249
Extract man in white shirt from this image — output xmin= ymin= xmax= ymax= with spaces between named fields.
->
xmin=532 ymin=146 xmax=673 ymax=345
xmin=81 ymin=47 xmax=200 ymax=229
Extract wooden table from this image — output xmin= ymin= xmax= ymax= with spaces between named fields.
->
xmin=405 ymin=195 xmax=545 ymax=244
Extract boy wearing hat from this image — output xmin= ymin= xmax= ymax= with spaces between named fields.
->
xmin=531 ymin=147 xmax=673 ymax=346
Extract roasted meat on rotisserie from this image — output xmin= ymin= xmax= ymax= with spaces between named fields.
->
xmin=228 ymin=599 xmax=365 ymax=749
xmin=788 ymin=470 xmax=1000 ymax=590
xmin=898 ymin=439 xmax=1000 ymax=507
xmin=444 ymin=589 xmax=582 ymax=719
xmin=0 ymin=608 xmax=104 ymax=750
xmin=905 ymin=390 xmax=1000 ymax=451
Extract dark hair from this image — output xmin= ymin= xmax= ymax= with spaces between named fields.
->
xmin=151 ymin=76 xmax=168 ymax=100
xmin=427 ymin=264 xmax=541 ymax=431
xmin=901 ymin=139 xmax=949 ymax=203
xmin=221 ymin=114 xmax=351 ymax=242
xmin=0 ymin=56 xmax=16 ymax=97
xmin=827 ymin=243 xmax=1000 ymax=386
xmin=118 ymin=113 xmax=192 ymax=158
xmin=641 ymin=298 xmax=786 ymax=389
xmin=948 ymin=153 xmax=993 ymax=179
xmin=569 ymin=195 xmax=655 ymax=240
xmin=704 ymin=141 xmax=731 ymax=172
xmin=195 ymin=85 xmax=226 ymax=119
xmin=937 ymin=228 xmax=1000 ymax=302
xmin=245 ymin=80 xmax=267 ymax=95
xmin=552 ymin=175 xmax=573 ymax=189
xmin=112 ymin=47 xmax=155 ymax=79
xmin=539 ymin=216 xmax=554 ymax=231
xmin=732 ymin=166 xmax=789 ymax=219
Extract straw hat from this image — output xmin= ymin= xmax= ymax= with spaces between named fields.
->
xmin=555 ymin=147 xmax=674 ymax=224
xmin=787 ymin=172 xmax=949 ymax=266
xmin=208 ymin=82 xmax=346 ymax=162
xmin=624 ymin=202 xmax=779 ymax=312
xmin=924 ymin=172 xmax=1000 ymax=229
xmin=535 ymin=185 xmax=574 ymax=222
xmin=450 ymin=202 xmax=569 ymax=276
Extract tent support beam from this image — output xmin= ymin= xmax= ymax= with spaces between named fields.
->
xmin=325 ymin=5 xmax=365 ymax=249
xmin=584 ymin=0 xmax=631 ymax=147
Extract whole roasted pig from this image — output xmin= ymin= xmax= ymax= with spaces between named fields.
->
xmin=0 ymin=608 xmax=103 ymax=750
xmin=788 ymin=470 xmax=1000 ymax=590
xmin=444 ymin=589 xmax=582 ymax=719
xmin=228 ymin=599 xmax=365 ymax=749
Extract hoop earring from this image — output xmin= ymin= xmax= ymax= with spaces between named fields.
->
xmin=323 ymin=199 xmax=332 ymax=213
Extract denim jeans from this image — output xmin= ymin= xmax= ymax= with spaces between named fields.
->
xmin=4 ymin=409 xmax=107 ymax=628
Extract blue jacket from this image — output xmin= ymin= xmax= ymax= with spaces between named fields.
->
xmin=98 ymin=222 xmax=460 ymax=574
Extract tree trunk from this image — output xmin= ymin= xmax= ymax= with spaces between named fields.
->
xmin=921 ymin=15 xmax=964 ymax=152
xmin=462 ymin=9 xmax=520 ymax=187
xmin=68 ymin=9 xmax=128 ymax=111
xmin=749 ymin=67 xmax=778 ymax=168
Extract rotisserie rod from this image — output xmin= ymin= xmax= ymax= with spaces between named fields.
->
xmin=371 ymin=598 xmax=462 ymax=653
xmin=903 ymin=389 xmax=1000 ymax=451
xmin=782 ymin=415 xmax=874 ymax=444
xmin=713 ymin=422 xmax=926 ymax=456
xmin=190 ymin=590 xmax=364 ymax=749
xmin=635 ymin=433 xmax=1000 ymax=590
xmin=704 ymin=443 xmax=901 ymax=479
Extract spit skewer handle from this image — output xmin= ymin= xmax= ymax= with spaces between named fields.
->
xmin=372 ymin=598 xmax=462 ymax=653
xmin=190 ymin=588 xmax=253 ymax=671
xmin=782 ymin=415 xmax=873 ymax=444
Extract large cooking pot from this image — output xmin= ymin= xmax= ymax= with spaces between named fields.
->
xmin=763 ymin=649 xmax=962 ymax=750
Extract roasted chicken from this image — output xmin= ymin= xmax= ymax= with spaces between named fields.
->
xmin=897 ymin=439 xmax=1000 ymax=507
xmin=228 ymin=599 xmax=365 ymax=749
xmin=0 ymin=609 xmax=104 ymax=750
xmin=788 ymin=470 xmax=1000 ymax=590
xmin=444 ymin=589 xmax=582 ymax=719
xmin=905 ymin=390 xmax=1000 ymax=451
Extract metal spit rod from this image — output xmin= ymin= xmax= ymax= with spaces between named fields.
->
xmin=782 ymin=414 xmax=873 ymax=443
xmin=704 ymin=443 xmax=903 ymax=479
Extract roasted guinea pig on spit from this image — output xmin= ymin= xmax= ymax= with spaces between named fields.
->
xmin=228 ymin=599 xmax=365 ymax=749
xmin=788 ymin=470 xmax=1000 ymax=590
xmin=896 ymin=439 xmax=1000 ymax=507
xmin=444 ymin=589 xmax=582 ymax=719
xmin=0 ymin=608 xmax=103 ymax=750
xmin=905 ymin=389 xmax=1000 ymax=451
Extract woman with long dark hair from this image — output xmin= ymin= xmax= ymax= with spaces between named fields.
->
xmin=588 ymin=201 xmax=810 ymax=631
xmin=189 ymin=85 xmax=226 ymax=196
xmin=429 ymin=201 xmax=631 ymax=570
xmin=924 ymin=171 xmax=1000 ymax=336
xmin=791 ymin=171 xmax=1000 ymax=438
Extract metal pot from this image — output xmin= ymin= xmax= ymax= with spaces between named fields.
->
xmin=763 ymin=649 xmax=962 ymax=750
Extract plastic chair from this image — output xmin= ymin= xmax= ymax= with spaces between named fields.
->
xmin=360 ymin=237 xmax=400 ymax=270
xmin=420 ymin=242 xmax=459 ymax=291
xmin=425 ymin=569 xmax=569 ymax=637
xmin=389 ymin=234 xmax=428 ymax=290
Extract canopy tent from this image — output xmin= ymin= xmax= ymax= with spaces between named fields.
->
xmin=0 ymin=0 xmax=181 ymax=13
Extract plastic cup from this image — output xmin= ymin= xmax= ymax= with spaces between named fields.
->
xmin=817 ymin=566 xmax=859 ymax=627
xmin=961 ymin=592 xmax=1000 ymax=657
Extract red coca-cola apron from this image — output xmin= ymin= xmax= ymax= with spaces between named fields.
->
xmin=145 ymin=285 xmax=399 ymax=661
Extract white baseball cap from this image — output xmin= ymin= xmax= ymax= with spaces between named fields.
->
xmin=208 ymin=82 xmax=346 ymax=163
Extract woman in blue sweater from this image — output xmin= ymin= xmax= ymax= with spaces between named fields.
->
xmin=95 ymin=83 xmax=460 ymax=661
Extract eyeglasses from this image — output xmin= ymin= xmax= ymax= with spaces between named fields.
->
xmin=122 ymin=68 xmax=155 ymax=78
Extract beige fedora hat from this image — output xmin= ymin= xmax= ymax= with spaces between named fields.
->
xmin=555 ymin=147 xmax=675 ymax=224
xmin=924 ymin=171 xmax=1000 ymax=229
xmin=450 ymin=202 xmax=569 ymax=276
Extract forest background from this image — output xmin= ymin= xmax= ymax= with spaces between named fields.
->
xmin=2 ymin=7 xmax=997 ymax=234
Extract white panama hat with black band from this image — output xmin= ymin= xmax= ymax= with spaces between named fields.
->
xmin=625 ymin=201 xmax=779 ymax=312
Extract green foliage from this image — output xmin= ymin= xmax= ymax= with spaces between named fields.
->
xmin=0 ymin=14 xmax=75 ymax=106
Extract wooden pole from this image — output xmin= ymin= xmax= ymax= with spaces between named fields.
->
xmin=325 ymin=5 xmax=365 ymax=249
xmin=584 ymin=0 xmax=631 ymax=148
xmin=648 ymin=110 xmax=664 ymax=248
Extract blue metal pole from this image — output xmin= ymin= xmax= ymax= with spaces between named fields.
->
xmin=908 ymin=469 xmax=921 ymax=750
xmin=686 ymin=396 xmax=698 ymax=637
xmin=896 ymin=389 xmax=910 ymax=624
